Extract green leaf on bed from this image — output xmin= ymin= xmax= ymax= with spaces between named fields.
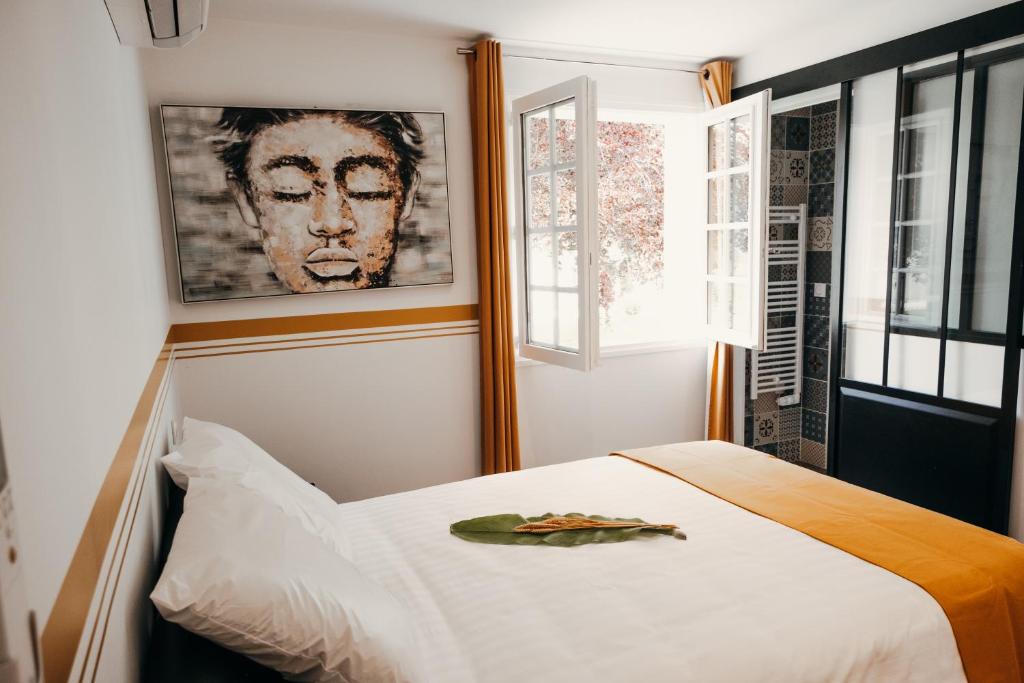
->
xmin=450 ymin=513 xmax=683 ymax=546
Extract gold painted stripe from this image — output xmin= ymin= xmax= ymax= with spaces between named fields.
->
xmin=177 ymin=329 xmax=478 ymax=360
xmin=42 ymin=343 xmax=173 ymax=683
xmin=86 ymin=358 xmax=175 ymax=683
xmin=173 ymin=322 xmax=480 ymax=353
xmin=168 ymin=304 xmax=479 ymax=344
xmin=44 ymin=305 xmax=481 ymax=680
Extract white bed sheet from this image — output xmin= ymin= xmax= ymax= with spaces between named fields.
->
xmin=335 ymin=456 xmax=966 ymax=683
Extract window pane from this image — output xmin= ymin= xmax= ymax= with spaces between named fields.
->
xmin=886 ymin=57 xmax=958 ymax=394
xmin=526 ymin=110 xmax=550 ymax=170
xmin=897 ymin=223 xmax=932 ymax=270
xmin=729 ymin=172 xmax=750 ymax=222
xmin=707 ymin=228 xmax=749 ymax=279
xmin=731 ymin=114 xmax=751 ymax=166
xmin=709 ymin=121 xmax=727 ymax=171
xmin=890 ymin=70 xmax=955 ymax=330
xmin=707 ymin=229 xmax=723 ymax=275
xmin=842 ymin=69 xmax=899 ymax=385
xmin=946 ymin=67 xmax=975 ymax=330
xmin=729 ymin=229 xmax=750 ymax=277
xmin=965 ymin=57 xmax=1023 ymax=333
xmin=557 ymin=231 xmax=577 ymax=287
xmin=943 ymin=339 xmax=1003 ymax=406
xmin=886 ymin=333 xmax=938 ymax=395
xmin=708 ymin=176 xmax=725 ymax=223
xmin=529 ymin=173 xmax=551 ymax=229
xmin=557 ymin=291 xmax=580 ymax=351
xmin=708 ymin=280 xmax=731 ymax=328
xmin=556 ymin=168 xmax=577 ymax=226
xmin=527 ymin=233 xmax=554 ymax=287
xmin=554 ymin=101 xmax=576 ymax=164
xmin=596 ymin=114 xmax=679 ymax=347
xmin=733 ymin=280 xmax=750 ymax=335
xmin=528 ymin=289 xmax=555 ymax=347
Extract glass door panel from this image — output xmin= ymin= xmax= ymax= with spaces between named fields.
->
xmin=841 ymin=69 xmax=899 ymax=385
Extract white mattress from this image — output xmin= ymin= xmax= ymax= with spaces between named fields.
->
xmin=335 ymin=456 xmax=966 ymax=683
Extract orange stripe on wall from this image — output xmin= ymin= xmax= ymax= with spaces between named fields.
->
xmin=41 ymin=343 xmax=173 ymax=683
xmin=167 ymin=304 xmax=479 ymax=344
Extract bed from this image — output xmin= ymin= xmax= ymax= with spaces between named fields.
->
xmin=146 ymin=437 xmax=1024 ymax=682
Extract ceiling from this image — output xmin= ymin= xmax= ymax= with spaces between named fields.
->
xmin=209 ymin=0 xmax=1013 ymax=83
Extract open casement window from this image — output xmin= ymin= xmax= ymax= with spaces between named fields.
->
xmin=512 ymin=77 xmax=598 ymax=370
xmin=702 ymin=89 xmax=771 ymax=350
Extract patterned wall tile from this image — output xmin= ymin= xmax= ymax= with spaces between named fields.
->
xmin=809 ymin=216 xmax=833 ymax=251
xmin=809 ymin=182 xmax=834 ymax=216
xmin=752 ymin=392 xmax=779 ymax=413
xmin=770 ymin=185 xmax=784 ymax=205
xmin=811 ymin=101 xmax=837 ymax=117
xmin=786 ymin=106 xmax=811 ymax=117
xmin=806 ymin=251 xmax=832 ymax=283
xmin=778 ymin=439 xmax=801 ymax=462
xmin=768 ymin=263 xmax=798 ymax=282
xmin=744 ymin=350 xmax=754 ymax=417
xmin=770 ymin=150 xmax=808 ymax=185
xmin=809 ymin=148 xmax=835 ymax=184
xmin=802 ymin=409 xmax=827 ymax=443
xmin=803 ymin=378 xmax=828 ymax=413
xmin=755 ymin=443 xmax=779 ymax=456
xmin=804 ymin=347 xmax=828 ymax=381
xmin=805 ymin=282 xmax=830 ymax=316
xmin=779 ymin=407 xmax=801 ymax=440
xmin=786 ymin=116 xmax=810 ymax=151
xmin=780 ymin=224 xmax=799 ymax=240
xmin=782 ymin=184 xmax=808 ymax=206
xmin=754 ymin=411 xmax=779 ymax=446
xmin=800 ymin=438 xmax=827 ymax=469
xmin=771 ymin=116 xmax=786 ymax=150
xmin=810 ymin=111 xmax=837 ymax=150
xmin=804 ymin=315 xmax=829 ymax=349
xmin=744 ymin=415 xmax=754 ymax=447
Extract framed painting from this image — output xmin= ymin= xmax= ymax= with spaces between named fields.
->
xmin=161 ymin=106 xmax=454 ymax=302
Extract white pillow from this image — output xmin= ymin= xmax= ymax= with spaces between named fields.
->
xmin=151 ymin=478 xmax=422 ymax=683
xmin=161 ymin=418 xmax=349 ymax=556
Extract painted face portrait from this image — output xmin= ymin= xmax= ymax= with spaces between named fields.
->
xmin=226 ymin=114 xmax=419 ymax=292
xmin=163 ymin=106 xmax=452 ymax=303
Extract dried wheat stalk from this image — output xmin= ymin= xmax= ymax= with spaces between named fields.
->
xmin=512 ymin=516 xmax=678 ymax=534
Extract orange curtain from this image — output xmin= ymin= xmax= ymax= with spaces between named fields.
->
xmin=700 ymin=60 xmax=734 ymax=442
xmin=467 ymin=39 xmax=520 ymax=474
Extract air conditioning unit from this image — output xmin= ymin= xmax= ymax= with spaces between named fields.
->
xmin=104 ymin=0 xmax=209 ymax=48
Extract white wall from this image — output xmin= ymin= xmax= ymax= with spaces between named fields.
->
xmin=517 ymin=350 xmax=707 ymax=468
xmin=141 ymin=18 xmax=477 ymax=325
xmin=0 ymin=0 xmax=170 ymax=626
xmin=172 ymin=331 xmax=480 ymax=502
xmin=141 ymin=19 xmax=709 ymax=501
xmin=732 ymin=0 xmax=1010 ymax=87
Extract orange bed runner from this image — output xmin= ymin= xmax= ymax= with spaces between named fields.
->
xmin=613 ymin=441 xmax=1024 ymax=683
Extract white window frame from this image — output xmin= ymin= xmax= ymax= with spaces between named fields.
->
xmin=511 ymin=76 xmax=599 ymax=371
xmin=702 ymin=89 xmax=771 ymax=351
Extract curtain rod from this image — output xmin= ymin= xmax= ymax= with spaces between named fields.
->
xmin=456 ymin=47 xmax=705 ymax=75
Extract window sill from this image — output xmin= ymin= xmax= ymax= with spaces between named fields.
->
xmin=515 ymin=339 xmax=705 ymax=368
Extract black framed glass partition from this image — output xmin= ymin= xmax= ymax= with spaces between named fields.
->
xmin=841 ymin=42 xmax=1024 ymax=407
xmin=830 ymin=36 xmax=1024 ymax=531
